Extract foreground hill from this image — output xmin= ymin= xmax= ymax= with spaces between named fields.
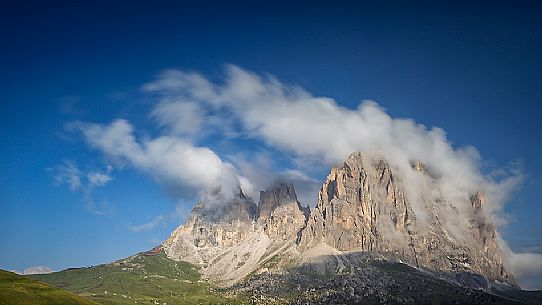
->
xmin=30 ymin=247 xmax=244 ymax=305
xmin=0 ymin=269 xmax=98 ymax=305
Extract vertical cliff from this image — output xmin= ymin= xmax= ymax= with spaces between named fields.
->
xmin=298 ymin=152 xmax=514 ymax=286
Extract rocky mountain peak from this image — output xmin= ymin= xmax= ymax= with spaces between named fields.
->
xmin=257 ymin=181 xmax=298 ymax=220
xmin=300 ymin=152 xmax=409 ymax=252
xmin=257 ymin=182 xmax=308 ymax=240
xmin=191 ymin=189 xmax=257 ymax=224
xmin=163 ymin=151 xmax=516 ymax=289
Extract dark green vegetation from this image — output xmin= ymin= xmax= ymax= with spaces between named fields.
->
xmin=0 ymin=269 xmax=99 ymax=305
xmin=30 ymin=248 xmax=245 ymax=305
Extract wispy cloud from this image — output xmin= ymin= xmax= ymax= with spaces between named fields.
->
xmin=511 ymin=252 xmax=542 ymax=290
xmin=500 ymin=240 xmax=542 ymax=290
xmin=127 ymin=205 xmax=188 ymax=233
xmin=51 ymin=160 xmax=114 ymax=215
xmin=53 ymin=160 xmax=82 ymax=191
xmin=230 ymin=152 xmax=320 ymax=206
xmin=70 ymin=119 xmax=249 ymax=207
xmin=87 ymin=166 xmax=112 ymax=187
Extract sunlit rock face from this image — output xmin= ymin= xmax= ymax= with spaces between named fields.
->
xmin=162 ymin=190 xmax=257 ymax=263
xmin=258 ymin=182 xmax=308 ymax=240
xmin=163 ymin=152 xmax=515 ymax=288
xmin=298 ymin=152 xmax=413 ymax=252
xmin=299 ymin=152 xmax=515 ymax=287
xmin=257 ymin=182 xmax=298 ymax=220
xmin=163 ymin=183 xmax=306 ymax=285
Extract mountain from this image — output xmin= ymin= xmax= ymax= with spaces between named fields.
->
xmin=161 ymin=151 xmax=535 ymax=304
xmin=27 ymin=152 xmax=541 ymax=304
xmin=162 ymin=183 xmax=309 ymax=285
xmin=23 ymin=265 xmax=53 ymax=275
xmin=0 ymin=269 xmax=98 ymax=305
xmin=298 ymin=152 xmax=513 ymax=288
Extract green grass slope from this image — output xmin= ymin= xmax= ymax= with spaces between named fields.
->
xmin=30 ymin=247 xmax=244 ymax=305
xmin=0 ymin=269 xmax=98 ymax=305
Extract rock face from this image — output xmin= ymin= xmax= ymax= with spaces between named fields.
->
xmin=163 ymin=152 xmax=515 ymax=289
xmin=163 ymin=183 xmax=306 ymax=285
xmin=298 ymin=152 xmax=514 ymax=287
xmin=163 ymin=190 xmax=257 ymax=264
xmin=259 ymin=182 xmax=309 ymax=240
xmin=257 ymin=182 xmax=298 ymax=220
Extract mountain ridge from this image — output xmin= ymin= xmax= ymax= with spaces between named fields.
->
xmin=24 ymin=153 xmax=541 ymax=304
xmin=163 ymin=151 xmax=515 ymax=291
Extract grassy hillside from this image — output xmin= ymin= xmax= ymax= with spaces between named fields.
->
xmin=30 ymin=247 xmax=244 ymax=305
xmin=0 ymin=269 xmax=98 ymax=305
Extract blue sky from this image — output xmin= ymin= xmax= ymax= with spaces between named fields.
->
xmin=1 ymin=1 xmax=541 ymax=286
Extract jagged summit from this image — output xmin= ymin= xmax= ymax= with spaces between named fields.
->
xmin=194 ymin=188 xmax=256 ymax=220
xmin=162 ymin=151 xmax=515 ymax=289
xmin=258 ymin=182 xmax=308 ymax=241
xmin=257 ymin=182 xmax=298 ymax=220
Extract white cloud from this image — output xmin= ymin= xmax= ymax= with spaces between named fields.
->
xmin=144 ymin=65 xmax=522 ymax=220
xmin=281 ymin=169 xmax=321 ymax=207
xmin=510 ymin=252 xmax=542 ymax=290
xmin=142 ymin=69 xmax=216 ymax=100
xmin=128 ymin=214 xmax=168 ymax=232
xmin=52 ymin=160 xmax=114 ymax=215
xmin=499 ymin=238 xmax=542 ymax=290
xmin=127 ymin=205 xmax=188 ymax=233
xmin=151 ymin=99 xmax=205 ymax=136
xmin=53 ymin=160 xmax=82 ymax=191
xmin=87 ymin=172 xmax=112 ymax=186
xmin=229 ymin=153 xmax=320 ymax=206
xmin=73 ymin=119 xmax=243 ymax=205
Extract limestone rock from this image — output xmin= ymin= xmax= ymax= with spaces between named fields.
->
xmin=163 ymin=190 xmax=257 ymax=265
xmin=258 ymin=183 xmax=307 ymax=240
xmin=163 ymin=151 xmax=516 ymax=289
xmin=163 ymin=183 xmax=307 ymax=285
xmin=257 ymin=182 xmax=298 ymax=220
xmin=298 ymin=152 xmax=515 ymax=287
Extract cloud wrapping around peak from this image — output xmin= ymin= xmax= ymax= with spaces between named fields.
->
xmin=144 ymin=65 xmax=522 ymax=218
xmin=140 ymin=65 xmax=531 ymax=286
